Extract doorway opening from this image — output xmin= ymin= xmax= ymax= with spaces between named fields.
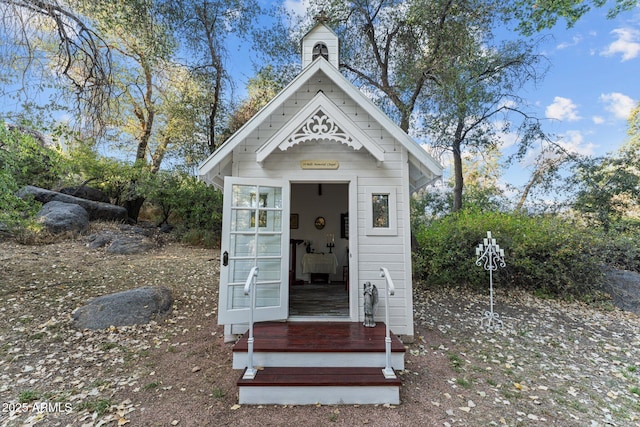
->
xmin=289 ymin=182 xmax=349 ymax=317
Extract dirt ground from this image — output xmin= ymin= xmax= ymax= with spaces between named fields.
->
xmin=1 ymin=227 xmax=639 ymax=426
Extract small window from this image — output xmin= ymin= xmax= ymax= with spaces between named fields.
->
xmin=372 ymin=194 xmax=389 ymax=228
xmin=312 ymin=43 xmax=329 ymax=61
xmin=365 ymin=187 xmax=397 ymax=236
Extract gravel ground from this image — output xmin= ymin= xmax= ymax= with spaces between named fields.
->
xmin=0 ymin=230 xmax=639 ymax=426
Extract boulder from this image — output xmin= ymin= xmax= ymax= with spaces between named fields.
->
xmin=86 ymin=231 xmax=118 ymax=249
xmin=59 ymin=185 xmax=110 ymax=203
xmin=602 ymin=268 xmax=640 ymax=314
xmin=37 ymin=201 xmax=89 ymax=234
xmin=17 ymin=185 xmax=128 ymax=222
xmin=72 ymin=286 xmax=173 ymax=330
xmin=106 ymin=236 xmax=156 ymax=255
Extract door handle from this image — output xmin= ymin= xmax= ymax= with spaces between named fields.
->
xmin=222 ymin=251 xmax=229 ymax=266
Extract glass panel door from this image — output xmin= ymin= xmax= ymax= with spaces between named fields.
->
xmin=218 ymin=178 xmax=289 ymax=324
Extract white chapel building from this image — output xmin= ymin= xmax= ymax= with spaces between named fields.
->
xmin=198 ymin=19 xmax=442 ymax=342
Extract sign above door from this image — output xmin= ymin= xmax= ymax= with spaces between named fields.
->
xmin=300 ymin=160 xmax=339 ymax=170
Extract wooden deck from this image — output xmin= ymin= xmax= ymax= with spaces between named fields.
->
xmin=238 ymin=366 xmax=401 ymax=387
xmin=234 ymin=322 xmax=404 ymax=404
xmin=233 ymin=321 xmax=405 ymax=353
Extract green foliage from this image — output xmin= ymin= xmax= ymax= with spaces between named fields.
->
xmin=64 ymin=145 xmax=222 ymax=245
xmin=217 ymin=65 xmax=292 ymax=146
xmin=77 ymin=398 xmax=112 ymax=416
xmin=412 ymin=183 xmax=508 ymax=226
xmin=0 ymin=122 xmax=67 ymax=189
xmin=597 ymin=227 xmax=640 ymax=273
xmin=144 ymin=172 xmax=222 ymax=247
xmin=66 ymin=144 xmax=152 ymax=207
xmin=510 ymin=0 xmax=636 ymax=36
xmin=0 ymin=122 xmax=65 ymax=229
xmin=413 ymin=210 xmax=604 ymax=297
xmin=569 ymin=140 xmax=640 ymax=232
xmin=18 ymin=390 xmax=40 ymax=403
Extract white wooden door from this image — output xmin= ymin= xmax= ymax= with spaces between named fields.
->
xmin=218 ymin=177 xmax=290 ymax=324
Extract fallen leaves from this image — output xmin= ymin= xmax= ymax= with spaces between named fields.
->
xmin=413 ymin=285 xmax=640 ymax=426
xmin=2 ymin=236 xmax=640 ymax=426
xmin=0 ymin=239 xmax=217 ymax=426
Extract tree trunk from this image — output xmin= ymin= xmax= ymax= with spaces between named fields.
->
xmin=198 ymin=2 xmax=224 ymax=154
xmin=124 ymin=196 xmax=145 ymax=222
xmin=515 ymin=169 xmax=541 ymax=212
xmin=452 ymin=139 xmax=463 ymax=212
xmin=134 ymin=59 xmax=155 ymax=163
xmin=452 ymin=118 xmax=465 ymax=212
xmin=150 ymin=134 xmax=169 ymax=174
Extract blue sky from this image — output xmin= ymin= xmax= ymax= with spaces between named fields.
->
xmin=500 ymin=6 xmax=639 ymax=190
xmin=522 ymin=9 xmax=638 ymax=153
xmin=229 ymin=1 xmax=639 ymax=193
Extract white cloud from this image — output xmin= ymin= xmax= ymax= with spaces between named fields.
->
xmin=557 ymin=35 xmax=582 ymax=50
xmin=592 ymin=116 xmax=605 ymax=125
xmin=497 ymin=129 xmax=519 ymax=150
xmin=599 ymin=92 xmax=636 ymax=120
xmin=514 ymin=130 xmax=595 ymax=171
xmin=601 ymin=28 xmax=640 ymax=61
xmin=545 ymin=97 xmax=581 ymax=121
xmin=284 ymin=0 xmax=310 ymax=18
xmin=558 ymin=130 xmax=597 ymax=156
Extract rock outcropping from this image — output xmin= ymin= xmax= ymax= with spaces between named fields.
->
xmin=18 ymin=185 xmax=128 ymax=222
xmin=603 ymin=268 xmax=640 ymax=314
xmin=72 ymin=286 xmax=174 ymax=330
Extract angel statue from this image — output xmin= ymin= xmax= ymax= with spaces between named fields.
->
xmin=363 ymin=281 xmax=379 ymax=327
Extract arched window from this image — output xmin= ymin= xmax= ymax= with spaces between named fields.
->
xmin=312 ymin=43 xmax=329 ymax=61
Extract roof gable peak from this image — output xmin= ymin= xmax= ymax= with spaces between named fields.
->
xmin=256 ymin=90 xmax=384 ymax=165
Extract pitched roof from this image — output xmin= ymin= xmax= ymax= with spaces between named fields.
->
xmin=198 ymin=58 xmax=442 ymax=191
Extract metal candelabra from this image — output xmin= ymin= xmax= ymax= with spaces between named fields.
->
xmin=475 ymin=231 xmax=506 ymax=330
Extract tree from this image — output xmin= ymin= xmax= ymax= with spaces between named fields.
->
xmin=418 ymin=29 xmax=547 ymax=211
xmin=1 ymin=0 xmax=267 ymax=162
xmin=217 ymin=65 xmax=294 ymax=144
xmin=568 ymin=102 xmax=640 ymax=230
xmin=0 ymin=121 xmax=66 ymax=228
xmin=509 ymin=0 xmax=637 ymax=35
xmin=298 ymin=0 xmax=454 ymax=133
xmin=512 ymin=136 xmax=579 ymax=212
xmin=629 ymin=101 xmax=640 ymax=146
xmin=157 ymin=0 xmax=264 ymax=153
xmin=570 ymin=141 xmax=640 ymax=231
xmin=0 ymin=0 xmax=113 ymax=134
xmin=288 ymin=2 xmax=548 ymax=212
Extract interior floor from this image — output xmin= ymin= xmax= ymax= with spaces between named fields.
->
xmin=289 ymin=281 xmax=349 ymax=317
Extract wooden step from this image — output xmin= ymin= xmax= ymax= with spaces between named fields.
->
xmin=237 ymin=367 xmax=401 ymax=405
xmin=233 ymin=321 xmax=406 ymax=369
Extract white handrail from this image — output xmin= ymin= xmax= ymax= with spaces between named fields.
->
xmin=242 ymin=266 xmax=259 ymax=379
xmin=379 ymin=267 xmax=396 ymax=379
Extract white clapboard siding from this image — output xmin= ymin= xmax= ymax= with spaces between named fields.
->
xmin=200 ymin=22 xmax=441 ymax=341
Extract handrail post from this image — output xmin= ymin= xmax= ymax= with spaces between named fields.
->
xmin=242 ymin=266 xmax=259 ymax=379
xmin=379 ymin=267 xmax=396 ymax=379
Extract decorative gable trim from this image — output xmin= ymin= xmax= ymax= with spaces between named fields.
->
xmin=256 ymin=91 xmax=384 ymax=165
xmin=281 ymin=109 xmax=356 ymax=149
xmin=199 ymin=59 xmax=442 ymax=186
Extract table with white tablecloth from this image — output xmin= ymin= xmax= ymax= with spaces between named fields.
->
xmin=302 ymin=253 xmax=338 ymax=282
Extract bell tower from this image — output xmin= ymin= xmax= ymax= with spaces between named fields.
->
xmin=301 ymin=11 xmax=339 ymax=69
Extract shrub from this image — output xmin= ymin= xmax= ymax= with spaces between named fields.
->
xmin=412 ymin=210 xmax=604 ymax=297
xmin=597 ymin=228 xmax=640 ymax=273
xmin=144 ymin=172 xmax=222 ymax=247
xmin=66 ymin=144 xmax=156 ymax=218
xmin=0 ymin=122 xmax=68 ymax=190
xmin=0 ymin=122 xmax=61 ymax=230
